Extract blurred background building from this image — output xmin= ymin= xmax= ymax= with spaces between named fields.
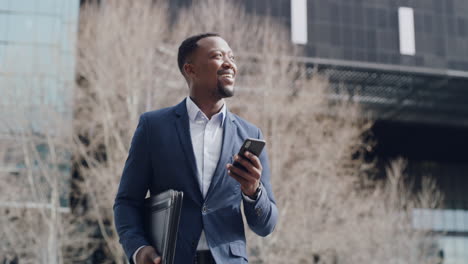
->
xmin=0 ymin=0 xmax=79 ymax=208
xmin=240 ymin=0 xmax=468 ymax=262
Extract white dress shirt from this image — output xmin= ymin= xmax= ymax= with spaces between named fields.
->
xmin=186 ymin=97 xmax=260 ymax=250
xmin=186 ymin=96 xmax=226 ymax=250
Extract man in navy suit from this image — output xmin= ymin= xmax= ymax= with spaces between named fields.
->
xmin=114 ymin=33 xmax=278 ymax=264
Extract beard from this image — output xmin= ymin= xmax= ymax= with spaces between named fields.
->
xmin=217 ymin=81 xmax=234 ymax=98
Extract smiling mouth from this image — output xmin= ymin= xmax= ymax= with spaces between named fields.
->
xmin=219 ymin=73 xmax=234 ymax=79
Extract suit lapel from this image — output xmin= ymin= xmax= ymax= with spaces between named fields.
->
xmin=205 ymin=111 xmax=237 ymax=201
xmin=174 ymin=99 xmax=203 ymax=203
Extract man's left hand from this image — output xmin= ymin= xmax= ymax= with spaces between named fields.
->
xmin=226 ymin=151 xmax=262 ymax=197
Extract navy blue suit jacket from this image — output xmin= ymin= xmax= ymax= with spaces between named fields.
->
xmin=114 ymin=99 xmax=278 ymax=264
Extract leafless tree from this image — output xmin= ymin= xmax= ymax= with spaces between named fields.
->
xmin=0 ymin=44 xmax=94 ymax=264
xmin=0 ymin=78 xmax=79 ymax=263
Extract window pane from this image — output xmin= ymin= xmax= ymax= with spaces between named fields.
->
xmin=36 ymin=45 xmax=59 ymax=75
xmin=0 ymin=44 xmax=5 ymax=66
xmin=9 ymin=0 xmax=37 ymax=13
xmin=0 ymin=13 xmax=7 ymax=39
xmin=59 ymin=52 xmax=75 ymax=81
xmin=60 ymin=80 xmax=73 ymax=115
xmin=62 ymin=0 xmax=79 ymax=23
xmin=36 ymin=76 xmax=49 ymax=102
xmin=69 ymin=0 xmax=80 ymax=23
xmin=0 ymin=74 xmax=8 ymax=106
xmin=35 ymin=15 xmax=60 ymax=44
xmin=61 ymin=0 xmax=71 ymax=21
xmin=42 ymin=76 xmax=58 ymax=107
xmin=0 ymin=75 xmax=29 ymax=106
xmin=3 ymin=44 xmax=34 ymax=73
xmin=0 ymin=1 xmax=11 ymax=10
xmin=36 ymin=0 xmax=60 ymax=15
xmin=60 ymin=23 xmax=75 ymax=52
xmin=6 ymin=14 xmax=35 ymax=43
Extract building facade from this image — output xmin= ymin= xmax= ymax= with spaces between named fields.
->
xmin=0 ymin=0 xmax=79 ymax=209
xmin=242 ymin=0 xmax=468 ymax=263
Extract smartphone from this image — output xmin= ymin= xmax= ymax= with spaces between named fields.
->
xmin=233 ymin=138 xmax=266 ymax=171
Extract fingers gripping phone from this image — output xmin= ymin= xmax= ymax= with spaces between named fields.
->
xmin=233 ymin=138 xmax=266 ymax=171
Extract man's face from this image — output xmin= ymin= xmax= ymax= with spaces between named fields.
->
xmin=187 ymin=36 xmax=237 ymax=98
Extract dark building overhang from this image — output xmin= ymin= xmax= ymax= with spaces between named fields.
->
xmin=300 ymin=57 xmax=468 ymax=127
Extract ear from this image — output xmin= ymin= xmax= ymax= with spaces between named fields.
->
xmin=183 ymin=63 xmax=195 ymax=79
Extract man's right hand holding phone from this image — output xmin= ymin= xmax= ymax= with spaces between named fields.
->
xmin=226 ymin=151 xmax=263 ymax=199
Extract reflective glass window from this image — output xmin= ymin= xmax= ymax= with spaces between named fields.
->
xmin=0 ymin=1 xmax=11 ymax=10
xmin=3 ymin=44 xmax=34 ymax=73
xmin=0 ymin=74 xmax=7 ymax=105
xmin=9 ymin=0 xmax=37 ymax=13
xmin=36 ymin=0 xmax=61 ymax=15
xmin=60 ymin=52 xmax=75 ymax=81
xmin=70 ymin=0 xmax=80 ymax=22
xmin=35 ymin=76 xmax=49 ymax=105
xmin=60 ymin=23 xmax=74 ymax=53
xmin=0 ymin=43 xmax=5 ymax=66
xmin=35 ymin=15 xmax=60 ymax=44
xmin=65 ymin=0 xmax=80 ymax=23
xmin=0 ymin=75 xmax=28 ymax=106
xmin=6 ymin=14 xmax=35 ymax=43
xmin=36 ymin=45 xmax=59 ymax=75
xmin=0 ymin=13 xmax=7 ymax=39
xmin=42 ymin=76 xmax=58 ymax=107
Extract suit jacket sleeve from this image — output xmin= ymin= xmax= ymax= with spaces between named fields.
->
xmin=242 ymin=128 xmax=278 ymax=237
xmin=113 ymin=114 xmax=152 ymax=262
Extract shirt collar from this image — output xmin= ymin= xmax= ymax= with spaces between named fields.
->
xmin=186 ymin=96 xmax=226 ymax=126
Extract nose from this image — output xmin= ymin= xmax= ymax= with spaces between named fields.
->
xmin=222 ymin=57 xmax=236 ymax=70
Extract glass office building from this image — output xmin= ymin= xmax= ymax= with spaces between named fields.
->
xmin=240 ymin=0 xmax=468 ymax=263
xmin=0 ymin=0 xmax=79 ymax=209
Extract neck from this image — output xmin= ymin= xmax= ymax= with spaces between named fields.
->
xmin=189 ymin=95 xmax=224 ymax=120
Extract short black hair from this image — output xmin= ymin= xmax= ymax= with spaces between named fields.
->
xmin=177 ymin=33 xmax=220 ymax=75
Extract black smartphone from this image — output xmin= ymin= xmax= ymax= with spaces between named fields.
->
xmin=233 ymin=138 xmax=266 ymax=171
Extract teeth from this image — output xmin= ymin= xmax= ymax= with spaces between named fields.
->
xmin=220 ymin=74 xmax=233 ymax=78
